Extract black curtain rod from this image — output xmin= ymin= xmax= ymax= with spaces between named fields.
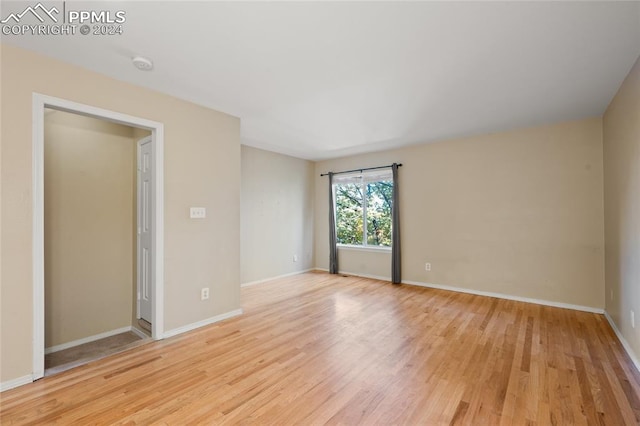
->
xmin=320 ymin=163 xmax=402 ymax=177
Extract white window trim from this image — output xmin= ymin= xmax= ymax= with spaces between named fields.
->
xmin=332 ymin=169 xmax=393 ymax=249
xmin=337 ymin=244 xmax=392 ymax=253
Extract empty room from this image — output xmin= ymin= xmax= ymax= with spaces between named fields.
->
xmin=1 ymin=1 xmax=639 ymax=424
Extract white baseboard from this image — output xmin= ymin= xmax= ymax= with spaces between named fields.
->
xmin=0 ymin=374 xmax=33 ymax=393
xmin=315 ymin=268 xmax=392 ymax=283
xmin=130 ymin=326 xmax=150 ymax=340
xmin=45 ymin=326 xmax=134 ymax=355
xmin=241 ymin=269 xmax=314 ymax=287
xmin=604 ymin=311 xmax=640 ymax=373
xmin=163 ymin=308 xmax=243 ymax=339
xmin=402 ymin=279 xmax=604 ymax=314
xmin=314 ymin=269 xmax=603 ymax=314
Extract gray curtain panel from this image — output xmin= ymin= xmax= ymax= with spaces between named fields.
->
xmin=328 ymin=172 xmax=339 ymax=274
xmin=391 ymin=163 xmax=401 ymax=283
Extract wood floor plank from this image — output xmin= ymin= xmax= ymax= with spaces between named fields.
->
xmin=1 ymin=271 xmax=639 ymax=425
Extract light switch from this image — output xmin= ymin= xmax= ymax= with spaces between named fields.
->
xmin=190 ymin=207 xmax=206 ymax=219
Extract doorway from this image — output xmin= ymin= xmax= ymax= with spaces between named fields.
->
xmin=32 ymin=94 xmax=165 ymax=380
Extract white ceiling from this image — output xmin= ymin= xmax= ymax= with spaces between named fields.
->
xmin=3 ymin=1 xmax=640 ymax=160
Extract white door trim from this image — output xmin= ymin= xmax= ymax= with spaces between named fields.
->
xmin=32 ymin=93 xmax=165 ymax=381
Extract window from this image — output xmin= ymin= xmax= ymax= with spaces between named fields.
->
xmin=333 ymin=170 xmax=393 ymax=248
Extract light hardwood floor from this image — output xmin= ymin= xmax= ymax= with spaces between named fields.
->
xmin=1 ymin=272 xmax=639 ymax=424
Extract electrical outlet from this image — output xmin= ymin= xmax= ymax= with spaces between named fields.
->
xmin=425 ymin=262 xmax=431 ymax=272
xmin=201 ymin=287 xmax=210 ymax=300
xmin=190 ymin=207 xmax=206 ymax=219
xmin=631 ymin=310 xmax=635 ymax=329
xmin=293 ymin=254 xmax=298 ymax=262
xmin=610 ymin=290 xmax=613 ymax=301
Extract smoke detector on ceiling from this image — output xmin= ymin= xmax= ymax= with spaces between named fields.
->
xmin=132 ymin=56 xmax=154 ymax=71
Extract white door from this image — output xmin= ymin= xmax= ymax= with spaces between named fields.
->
xmin=137 ymin=136 xmax=153 ymax=323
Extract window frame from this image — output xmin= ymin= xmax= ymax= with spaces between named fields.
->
xmin=332 ymin=169 xmax=393 ymax=250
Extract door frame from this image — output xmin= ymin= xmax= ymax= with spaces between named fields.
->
xmin=32 ymin=93 xmax=165 ymax=380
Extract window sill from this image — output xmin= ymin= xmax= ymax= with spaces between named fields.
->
xmin=337 ymin=244 xmax=392 ymax=253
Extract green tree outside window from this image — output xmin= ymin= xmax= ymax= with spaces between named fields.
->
xmin=334 ymin=176 xmax=393 ymax=247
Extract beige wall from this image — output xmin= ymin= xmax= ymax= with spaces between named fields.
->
xmin=44 ymin=111 xmax=135 ymax=347
xmin=603 ymin=55 xmax=640 ymax=361
xmin=316 ymin=118 xmax=605 ymax=309
xmin=334 ymin=247 xmax=391 ymax=280
xmin=1 ymin=44 xmax=241 ymax=383
xmin=241 ymin=146 xmax=315 ymax=283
